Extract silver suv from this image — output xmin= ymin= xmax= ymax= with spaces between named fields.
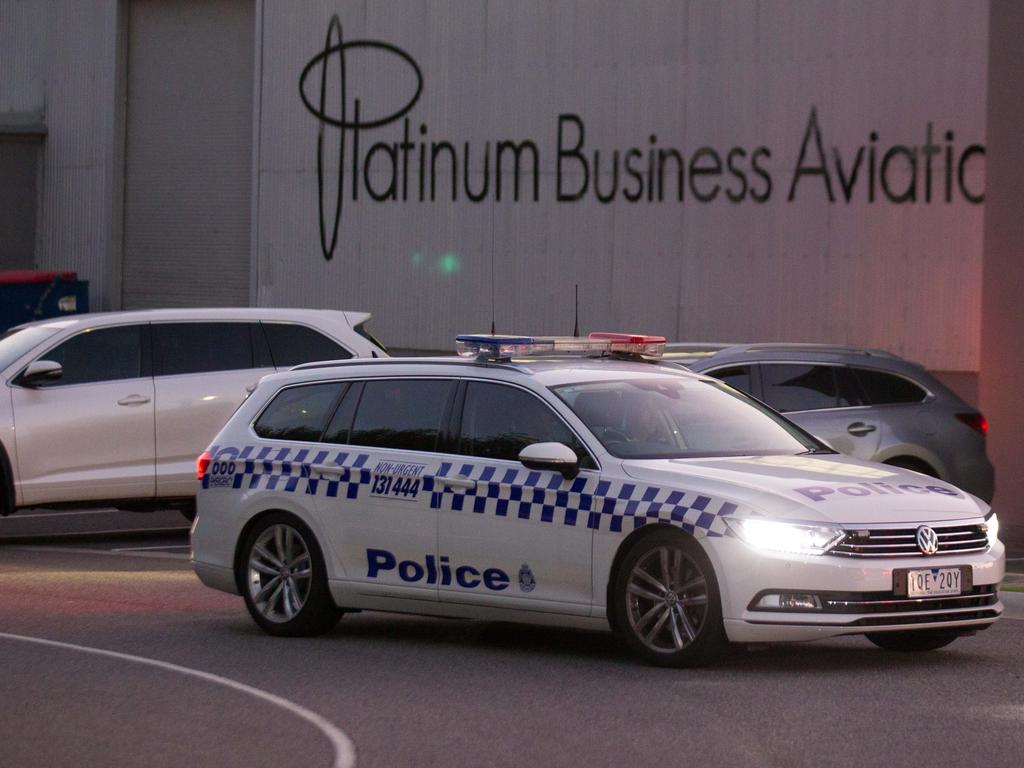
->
xmin=662 ymin=343 xmax=994 ymax=502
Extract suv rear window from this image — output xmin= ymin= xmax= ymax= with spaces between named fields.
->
xmin=349 ymin=379 xmax=454 ymax=452
xmin=853 ymin=367 xmax=927 ymax=405
xmin=153 ymin=322 xmax=253 ymax=375
xmin=254 ymin=383 xmax=346 ymax=442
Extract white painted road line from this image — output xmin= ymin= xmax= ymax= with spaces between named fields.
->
xmin=0 ymin=632 xmax=357 ymax=768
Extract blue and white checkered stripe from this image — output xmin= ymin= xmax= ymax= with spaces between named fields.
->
xmin=204 ymin=446 xmax=743 ymax=539
xmin=204 ymin=445 xmax=373 ymax=499
xmin=428 ymin=461 xmax=740 ymax=538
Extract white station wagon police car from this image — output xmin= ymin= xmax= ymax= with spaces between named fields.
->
xmin=191 ymin=333 xmax=1005 ymax=666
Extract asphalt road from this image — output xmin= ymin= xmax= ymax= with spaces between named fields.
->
xmin=1 ymin=511 xmax=1023 ymax=768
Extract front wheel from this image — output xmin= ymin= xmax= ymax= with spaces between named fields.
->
xmin=866 ymin=630 xmax=960 ymax=652
xmin=611 ymin=530 xmax=727 ymax=667
xmin=240 ymin=513 xmax=340 ymax=637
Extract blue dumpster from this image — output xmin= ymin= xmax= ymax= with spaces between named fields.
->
xmin=0 ymin=271 xmax=90 ymax=333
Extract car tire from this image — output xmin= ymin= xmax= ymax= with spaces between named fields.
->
xmin=610 ymin=529 xmax=727 ymax=667
xmin=240 ymin=512 xmax=341 ymax=637
xmin=865 ymin=630 xmax=960 ymax=652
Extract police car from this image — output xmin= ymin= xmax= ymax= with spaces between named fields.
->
xmin=190 ymin=333 xmax=1005 ymax=666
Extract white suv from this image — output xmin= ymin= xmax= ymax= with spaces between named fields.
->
xmin=0 ymin=308 xmax=386 ymax=518
xmin=191 ymin=334 xmax=1003 ymax=666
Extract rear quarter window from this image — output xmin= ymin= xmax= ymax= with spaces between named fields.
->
xmin=262 ymin=323 xmax=352 ymax=368
xmin=853 ymin=368 xmax=927 ymax=405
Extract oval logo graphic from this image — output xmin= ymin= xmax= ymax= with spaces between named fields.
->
xmin=916 ymin=525 xmax=940 ymax=555
xmin=518 ymin=563 xmax=536 ymax=593
xmin=299 ymin=14 xmax=424 ymax=261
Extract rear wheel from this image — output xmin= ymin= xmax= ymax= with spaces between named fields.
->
xmin=240 ymin=513 xmax=340 ymax=636
xmin=866 ymin=630 xmax=960 ymax=652
xmin=611 ymin=530 xmax=727 ymax=667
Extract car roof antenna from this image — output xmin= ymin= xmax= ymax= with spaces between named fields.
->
xmin=573 ymin=284 xmax=580 ymax=337
xmin=490 ymin=242 xmax=497 ymax=335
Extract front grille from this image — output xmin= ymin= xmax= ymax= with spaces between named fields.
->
xmin=829 ymin=523 xmax=988 ymax=557
xmin=820 ymin=586 xmax=998 ymax=614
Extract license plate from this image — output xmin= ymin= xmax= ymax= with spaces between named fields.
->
xmin=906 ymin=567 xmax=962 ymax=597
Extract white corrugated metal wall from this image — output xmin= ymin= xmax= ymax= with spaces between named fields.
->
xmin=255 ymin=0 xmax=987 ymax=373
xmin=120 ymin=0 xmax=254 ymax=308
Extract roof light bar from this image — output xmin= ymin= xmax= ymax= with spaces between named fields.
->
xmin=455 ymin=333 xmax=665 ymax=360
xmin=588 ymin=332 xmax=667 ymax=356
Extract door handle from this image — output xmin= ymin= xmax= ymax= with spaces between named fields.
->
xmin=117 ymin=394 xmax=151 ymax=406
xmin=847 ymin=422 xmax=877 ymax=437
xmin=310 ymin=464 xmax=348 ymax=481
xmin=442 ymin=477 xmax=476 ymax=490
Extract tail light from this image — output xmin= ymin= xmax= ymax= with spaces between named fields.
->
xmin=956 ymin=412 xmax=988 ymax=436
xmin=196 ymin=450 xmax=212 ymax=480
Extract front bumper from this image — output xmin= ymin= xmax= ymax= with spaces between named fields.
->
xmin=704 ymin=534 xmax=1005 ymax=643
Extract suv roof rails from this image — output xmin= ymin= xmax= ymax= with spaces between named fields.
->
xmin=667 ymin=342 xmax=900 ymax=359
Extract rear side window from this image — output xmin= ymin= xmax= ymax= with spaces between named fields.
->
xmin=853 ymin=368 xmax=927 ymax=405
xmin=254 ymin=383 xmax=346 ymax=442
xmin=35 ymin=325 xmax=145 ymax=385
xmin=153 ymin=323 xmax=253 ymax=375
xmin=349 ymin=379 xmax=454 ymax=452
xmin=262 ymin=323 xmax=352 ymax=368
xmin=760 ymin=364 xmax=839 ymax=412
xmin=458 ymin=382 xmax=593 ymax=467
xmin=707 ymin=366 xmax=754 ymax=397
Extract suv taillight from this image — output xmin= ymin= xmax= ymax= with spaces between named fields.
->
xmin=196 ymin=450 xmax=212 ymax=480
xmin=956 ymin=412 xmax=988 ymax=436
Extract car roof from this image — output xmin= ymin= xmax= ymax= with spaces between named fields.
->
xmin=277 ymin=354 xmax=702 ymax=389
xmin=16 ymin=307 xmax=371 ymax=331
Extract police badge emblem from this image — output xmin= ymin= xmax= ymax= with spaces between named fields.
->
xmin=518 ymin=563 xmax=536 ymax=593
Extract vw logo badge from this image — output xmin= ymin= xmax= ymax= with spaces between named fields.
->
xmin=916 ymin=525 xmax=940 ymax=555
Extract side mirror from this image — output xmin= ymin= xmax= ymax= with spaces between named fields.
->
xmin=19 ymin=360 xmax=63 ymax=387
xmin=519 ymin=442 xmax=580 ymax=480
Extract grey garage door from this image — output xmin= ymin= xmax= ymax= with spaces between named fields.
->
xmin=122 ymin=0 xmax=254 ymax=307
xmin=0 ymin=137 xmax=41 ymax=270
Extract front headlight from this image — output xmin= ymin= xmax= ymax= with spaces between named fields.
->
xmin=725 ymin=518 xmax=845 ymax=556
xmin=984 ymin=512 xmax=1000 ymax=548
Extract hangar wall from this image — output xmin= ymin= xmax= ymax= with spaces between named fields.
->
xmin=0 ymin=0 xmax=121 ymax=309
xmin=981 ymin=1 xmax=1024 ymax=526
xmin=254 ymin=0 xmax=988 ymax=374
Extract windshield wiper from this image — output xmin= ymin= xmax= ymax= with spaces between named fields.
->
xmin=797 ymin=448 xmax=837 ymax=455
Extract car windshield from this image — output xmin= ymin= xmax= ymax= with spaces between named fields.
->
xmin=0 ymin=326 xmax=61 ymax=373
xmin=553 ymin=377 xmax=820 ymax=459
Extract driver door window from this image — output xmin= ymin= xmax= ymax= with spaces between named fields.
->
xmin=458 ymin=382 xmax=593 ymax=467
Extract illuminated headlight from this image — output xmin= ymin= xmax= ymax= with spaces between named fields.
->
xmin=983 ymin=512 xmax=1000 ymax=547
xmin=725 ymin=518 xmax=845 ymax=556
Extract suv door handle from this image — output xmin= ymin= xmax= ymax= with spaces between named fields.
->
xmin=310 ymin=464 xmax=348 ymax=481
xmin=442 ymin=477 xmax=476 ymax=490
xmin=847 ymin=422 xmax=877 ymax=436
xmin=117 ymin=394 xmax=151 ymax=406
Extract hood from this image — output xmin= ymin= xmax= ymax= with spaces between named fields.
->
xmin=620 ymin=453 xmax=989 ymax=526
